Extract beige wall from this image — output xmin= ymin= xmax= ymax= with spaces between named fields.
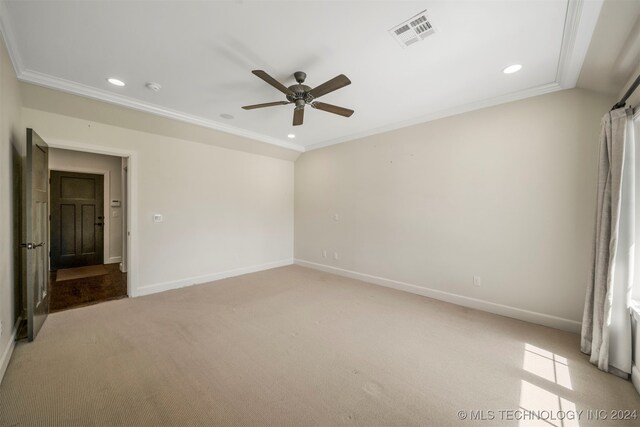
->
xmin=22 ymin=106 xmax=295 ymax=297
xmin=0 ymin=33 xmax=23 ymax=380
xmin=295 ymin=88 xmax=613 ymax=331
xmin=48 ymin=148 xmax=124 ymax=264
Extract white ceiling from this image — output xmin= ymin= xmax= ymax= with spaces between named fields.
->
xmin=0 ymin=0 xmax=602 ymax=152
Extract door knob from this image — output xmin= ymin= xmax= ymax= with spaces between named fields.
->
xmin=94 ymin=223 xmax=103 ymax=226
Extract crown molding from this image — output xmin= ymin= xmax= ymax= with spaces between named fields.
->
xmin=556 ymin=0 xmax=604 ymax=89
xmin=1 ymin=0 xmax=601 ymax=153
xmin=304 ymin=0 xmax=602 ymax=152
xmin=0 ymin=2 xmax=302 ymax=152
xmin=304 ymin=82 xmax=562 ymax=151
xmin=17 ymin=69 xmax=304 ymax=152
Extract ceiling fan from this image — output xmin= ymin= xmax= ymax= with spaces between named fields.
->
xmin=242 ymin=70 xmax=354 ymax=126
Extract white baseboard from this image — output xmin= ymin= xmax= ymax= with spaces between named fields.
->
xmin=295 ymin=259 xmax=582 ymax=334
xmin=131 ymin=259 xmax=294 ymax=297
xmin=106 ymin=256 xmax=122 ymax=264
xmin=632 ymin=365 xmax=640 ymax=396
xmin=0 ymin=317 xmax=20 ymax=385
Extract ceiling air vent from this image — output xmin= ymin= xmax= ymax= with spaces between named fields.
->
xmin=389 ymin=10 xmax=435 ymax=47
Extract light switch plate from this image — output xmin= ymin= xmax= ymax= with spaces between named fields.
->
xmin=153 ymin=214 xmax=163 ymax=223
xmin=473 ymin=276 xmax=481 ymax=287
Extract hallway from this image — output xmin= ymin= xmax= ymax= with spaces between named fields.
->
xmin=50 ymin=264 xmax=127 ymax=312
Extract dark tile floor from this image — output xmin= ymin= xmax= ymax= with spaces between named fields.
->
xmin=49 ymin=264 xmax=127 ymax=312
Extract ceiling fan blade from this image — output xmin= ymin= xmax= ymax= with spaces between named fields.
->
xmin=252 ymin=70 xmax=294 ymax=96
xmin=242 ymin=101 xmax=291 ymax=110
xmin=293 ymin=107 xmax=304 ymax=126
xmin=308 ymin=74 xmax=351 ymax=99
xmin=311 ymin=101 xmax=354 ymax=117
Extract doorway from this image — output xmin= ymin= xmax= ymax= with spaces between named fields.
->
xmin=50 ymin=170 xmax=105 ymax=269
xmin=48 ymin=148 xmax=128 ymax=312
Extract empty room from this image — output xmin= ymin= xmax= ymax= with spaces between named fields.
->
xmin=1 ymin=0 xmax=640 ymax=425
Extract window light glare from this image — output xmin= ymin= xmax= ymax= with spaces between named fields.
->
xmin=287 ymin=134 xmax=296 ymax=139
xmin=107 ymin=78 xmax=126 ymax=87
xmin=503 ymin=64 xmax=522 ymax=74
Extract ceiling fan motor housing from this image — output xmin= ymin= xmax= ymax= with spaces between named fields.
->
xmin=287 ymin=84 xmax=313 ymax=105
xmin=243 ymin=69 xmax=354 ymax=125
xmin=287 ymin=71 xmax=314 ymax=105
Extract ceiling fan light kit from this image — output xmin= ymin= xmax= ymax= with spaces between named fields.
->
xmin=242 ymin=70 xmax=354 ymax=126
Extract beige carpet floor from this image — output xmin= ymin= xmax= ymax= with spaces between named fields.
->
xmin=0 ymin=265 xmax=638 ymax=426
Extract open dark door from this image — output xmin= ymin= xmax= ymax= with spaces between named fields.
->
xmin=23 ymin=129 xmax=49 ymax=341
xmin=50 ymin=171 xmax=104 ymax=269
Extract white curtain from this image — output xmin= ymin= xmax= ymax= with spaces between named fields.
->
xmin=581 ymin=107 xmax=635 ymax=377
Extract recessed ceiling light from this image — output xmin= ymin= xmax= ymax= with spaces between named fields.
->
xmin=220 ymin=113 xmax=234 ymax=120
xmin=107 ymin=78 xmax=125 ymax=87
xmin=287 ymin=134 xmax=296 ymax=139
xmin=503 ymin=64 xmax=522 ymax=74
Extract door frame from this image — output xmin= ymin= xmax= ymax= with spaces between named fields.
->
xmin=44 ymin=138 xmax=138 ymax=297
xmin=49 ymin=168 xmax=111 ymax=267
